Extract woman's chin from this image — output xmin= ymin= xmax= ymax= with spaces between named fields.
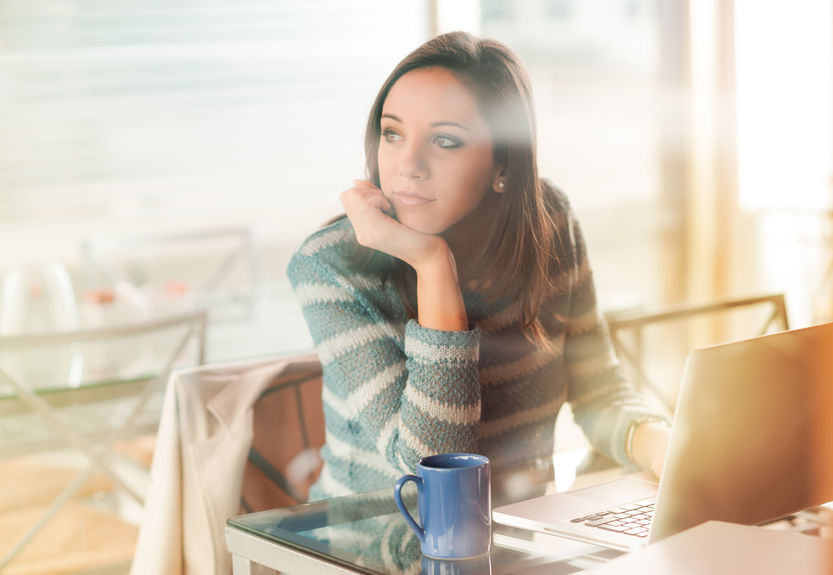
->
xmin=396 ymin=215 xmax=446 ymax=237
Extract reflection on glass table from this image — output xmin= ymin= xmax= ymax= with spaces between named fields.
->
xmin=226 ymin=450 xmax=628 ymax=575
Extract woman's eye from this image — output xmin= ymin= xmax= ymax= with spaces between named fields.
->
xmin=382 ymin=128 xmax=401 ymax=143
xmin=434 ymin=134 xmax=463 ymax=149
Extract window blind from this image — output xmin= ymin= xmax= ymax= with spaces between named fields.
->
xmin=0 ymin=1 xmax=428 ymax=223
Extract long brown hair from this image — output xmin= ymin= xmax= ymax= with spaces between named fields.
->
xmin=357 ymin=31 xmax=563 ymax=341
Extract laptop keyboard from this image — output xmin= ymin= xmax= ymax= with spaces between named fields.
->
xmin=570 ymin=497 xmax=655 ymax=538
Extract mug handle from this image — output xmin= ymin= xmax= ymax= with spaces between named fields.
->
xmin=394 ymin=474 xmax=424 ymax=543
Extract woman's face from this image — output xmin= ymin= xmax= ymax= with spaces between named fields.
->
xmin=377 ymin=67 xmax=500 ymax=236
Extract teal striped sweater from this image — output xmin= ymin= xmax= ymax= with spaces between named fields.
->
xmin=287 ymin=192 xmax=664 ymax=501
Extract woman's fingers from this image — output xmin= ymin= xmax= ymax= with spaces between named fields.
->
xmin=366 ymin=193 xmax=391 ymax=212
xmin=340 ymin=182 xmax=399 ymax=249
xmin=340 ymin=179 xmax=447 ymax=271
xmin=341 ymin=180 xmax=388 ymax=209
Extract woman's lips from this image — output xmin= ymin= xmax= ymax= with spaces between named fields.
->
xmin=394 ymin=191 xmax=434 ymax=207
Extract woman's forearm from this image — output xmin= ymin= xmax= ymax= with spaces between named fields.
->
xmin=414 ymin=244 xmax=468 ymax=332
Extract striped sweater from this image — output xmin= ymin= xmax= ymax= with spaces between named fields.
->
xmin=287 ymin=191 xmax=664 ymax=501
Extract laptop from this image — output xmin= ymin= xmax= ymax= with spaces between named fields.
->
xmin=493 ymin=321 xmax=833 ymax=551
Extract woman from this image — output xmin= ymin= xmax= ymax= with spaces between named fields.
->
xmin=288 ymin=31 xmax=669 ymax=502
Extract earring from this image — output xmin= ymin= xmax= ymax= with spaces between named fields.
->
xmin=498 ymin=181 xmax=505 ymax=189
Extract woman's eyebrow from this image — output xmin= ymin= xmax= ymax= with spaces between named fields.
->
xmin=430 ymin=121 xmax=470 ymax=131
xmin=381 ymin=113 xmax=470 ymax=132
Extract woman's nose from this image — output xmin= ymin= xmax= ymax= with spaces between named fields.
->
xmin=397 ymin=142 xmax=428 ymax=180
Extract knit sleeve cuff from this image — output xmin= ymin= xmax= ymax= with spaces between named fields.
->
xmin=404 ymin=319 xmax=480 ymax=364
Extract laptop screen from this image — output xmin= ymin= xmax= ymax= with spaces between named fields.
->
xmin=650 ymin=321 xmax=833 ymax=542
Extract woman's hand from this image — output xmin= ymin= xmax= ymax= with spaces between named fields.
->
xmin=630 ymin=421 xmax=671 ymax=480
xmin=340 ymin=180 xmax=447 ymax=272
xmin=340 ymin=179 xmax=468 ymax=332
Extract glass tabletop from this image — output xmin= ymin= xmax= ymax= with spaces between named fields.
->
xmin=228 ymin=454 xmax=628 ymax=575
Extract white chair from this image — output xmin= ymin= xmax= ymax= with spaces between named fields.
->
xmin=0 ymin=309 xmax=207 ymax=571
xmin=81 ymin=226 xmax=260 ymax=322
xmin=131 ymin=352 xmax=325 ymax=575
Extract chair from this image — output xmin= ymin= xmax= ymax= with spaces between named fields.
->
xmin=604 ymin=292 xmax=789 ymax=412
xmin=0 ymin=263 xmax=85 ymax=388
xmin=130 ymin=352 xmax=325 ymax=575
xmin=0 ymin=309 xmax=207 ymax=572
xmin=81 ymin=226 xmax=260 ymax=322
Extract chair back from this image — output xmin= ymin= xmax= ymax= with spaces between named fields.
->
xmin=241 ymin=359 xmax=325 ymax=512
xmin=81 ymin=226 xmax=259 ymax=322
xmin=130 ymin=352 xmax=324 ymax=575
xmin=0 ymin=309 xmax=207 ymax=458
xmin=604 ymin=292 xmax=789 ymax=411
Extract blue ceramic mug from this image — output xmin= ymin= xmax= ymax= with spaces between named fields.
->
xmin=393 ymin=453 xmax=491 ymax=559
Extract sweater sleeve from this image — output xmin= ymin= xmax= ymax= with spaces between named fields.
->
xmin=287 ymin=224 xmax=482 ymax=475
xmin=561 ymin=210 xmax=669 ymax=467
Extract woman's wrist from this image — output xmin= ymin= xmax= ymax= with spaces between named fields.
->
xmin=408 ymin=236 xmax=454 ymax=276
xmin=413 ymin=241 xmax=468 ymax=332
xmin=627 ymin=419 xmax=670 ymax=476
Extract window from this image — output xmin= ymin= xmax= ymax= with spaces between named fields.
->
xmin=0 ymin=1 xmax=429 ymax=281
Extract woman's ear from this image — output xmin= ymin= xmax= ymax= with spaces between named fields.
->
xmin=492 ymin=169 xmax=506 ymax=194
